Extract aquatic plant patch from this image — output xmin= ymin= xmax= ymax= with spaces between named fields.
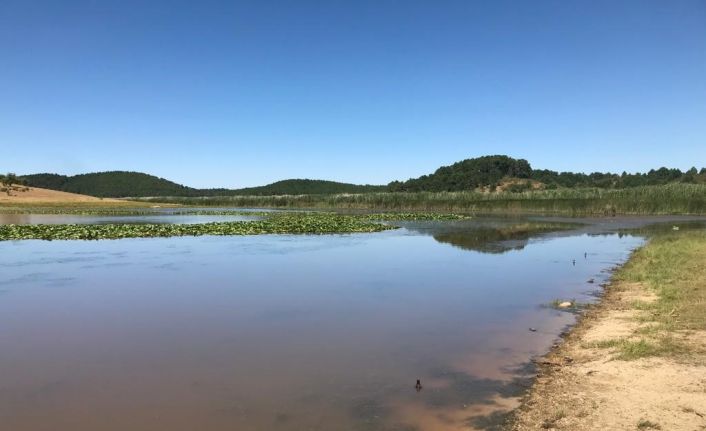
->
xmin=0 ymin=207 xmax=276 ymax=216
xmin=356 ymin=212 xmax=471 ymax=221
xmin=0 ymin=214 xmax=397 ymax=241
xmin=0 ymin=207 xmax=470 ymax=221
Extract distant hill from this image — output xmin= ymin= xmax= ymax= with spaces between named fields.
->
xmin=388 ymin=155 xmax=706 ymax=192
xmin=0 ymin=185 xmax=127 ymax=204
xmin=21 ymin=171 xmax=196 ymax=198
xmin=229 ymin=179 xmax=386 ymax=196
xmin=20 ymin=172 xmax=386 ymax=198
xmin=19 ymin=156 xmax=706 ymax=198
xmin=388 ymin=155 xmax=532 ymax=192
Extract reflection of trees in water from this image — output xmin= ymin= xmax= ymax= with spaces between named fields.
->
xmin=410 ymin=222 xmax=577 ymax=254
xmin=433 ymin=230 xmax=530 ymax=254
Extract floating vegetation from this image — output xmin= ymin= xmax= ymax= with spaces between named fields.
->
xmin=0 ymin=206 xmax=470 ymax=221
xmin=354 ymin=212 xmax=471 ymax=221
xmin=0 ymin=214 xmax=398 ymax=241
xmin=0 ymin=207 xmax=275 ymax=216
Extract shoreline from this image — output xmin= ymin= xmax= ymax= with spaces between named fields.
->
xmin=509 ymin=230 xmax=706 ymax=430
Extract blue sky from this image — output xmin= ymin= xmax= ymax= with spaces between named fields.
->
xmin=1 ymin=1 xmax=705 ymax=188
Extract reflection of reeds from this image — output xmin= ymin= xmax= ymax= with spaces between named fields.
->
xmin=138 ymin=184 xmax=706 ymax=215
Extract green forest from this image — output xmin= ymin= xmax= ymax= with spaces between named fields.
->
xmin=18 ymin=155 xmax=706 ymax=198
xmin=19 ymin=172 xmax=385 ymax=198
xmin=388 ymin=155 xmax=706 ymax=192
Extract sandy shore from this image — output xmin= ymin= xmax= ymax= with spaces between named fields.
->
xmin=510 ymin=256 xmax=706 ymax=429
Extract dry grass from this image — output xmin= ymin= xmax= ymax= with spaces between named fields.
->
xmin=0 ymin=185 xmax=154 ymax=207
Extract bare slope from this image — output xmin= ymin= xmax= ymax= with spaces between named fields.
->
xmin=0 ymin=185 xmax=127 ymax=204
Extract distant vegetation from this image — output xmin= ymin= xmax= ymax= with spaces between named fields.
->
xmin=21 ymin=172 xmax=195 ymax=198
xmin=143 ymin=183 xmax=706 ymax=215
xmin=225 ymin=179 xmax=386 ymax=195
xmin=390 ymin=155 xmax=706 ymax=192
xmin=20 ymin=172 xmax=384 ymax=198
xmin=0 ymin=172 xmax=19 ymax=187
xmin=0 ymin=172 xmax=29 ymax=196
xmin=388 ymin=155 xmax=532 ymax=192
xmin=16 ymin=155 xmax=706 ymax=218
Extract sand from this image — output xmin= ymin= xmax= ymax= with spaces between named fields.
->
xmin=511 ymin=281 xmax=706 ymax=430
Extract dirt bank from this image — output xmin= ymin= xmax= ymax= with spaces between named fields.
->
xmin=511 ymin=231 xmax=706 ymax=430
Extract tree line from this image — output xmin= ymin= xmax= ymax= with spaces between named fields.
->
xmin=388 ymin=155 xmax=706 ymax=192
xmin=16 ymin=156 xmax=706 ymax=198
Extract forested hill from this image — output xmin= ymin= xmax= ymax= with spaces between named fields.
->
xmin=20 ymin=156 xmax=706 ymax=197
xmin=388 ymin=155 xmax=706 ymax=192
xmin=20 ymin=172 xmax=385 ymax=197
xmin=388 ymin=155 xmax=532 ymax=192
xmin=21 ymin=172 xmax=196 ymax=198
xmin=230 ymin=179 xmax=386 ymax=195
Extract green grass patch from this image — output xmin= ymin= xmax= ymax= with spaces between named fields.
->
xmin=588 ymin=336 xmax=685 ymax=360
xmin=616 ymin=230 xmax=706 ymax=332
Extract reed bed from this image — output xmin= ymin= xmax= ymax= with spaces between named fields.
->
xmin=137 ymin=184 xmax=706 ymax=215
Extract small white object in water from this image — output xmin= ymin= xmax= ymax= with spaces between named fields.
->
xmin=672 ymin=226 xmax=680 ymax=231
xmin=558 ymin=301 xmax=573 ymax=308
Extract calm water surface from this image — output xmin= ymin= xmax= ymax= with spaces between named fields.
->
xmin=0 ymin=213 xmax=258 ymax=225
xmin=0 ymin=216 xmax=645 ymax=430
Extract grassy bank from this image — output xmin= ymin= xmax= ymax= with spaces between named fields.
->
xmin=137 ymin=183 xmax=706 ymax=215
xmin=597 ymin=228 xmax=706 ymax=359
xmin=511 ymin=227 xmax=706 ymax=430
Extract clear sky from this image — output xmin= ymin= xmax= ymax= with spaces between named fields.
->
xmin=1 ymin=1 xmax=705 ymax=188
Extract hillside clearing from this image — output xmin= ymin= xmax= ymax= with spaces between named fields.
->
xmin=0 ymin=185 xmax=141 ymax=205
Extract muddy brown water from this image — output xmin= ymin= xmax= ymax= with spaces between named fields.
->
xmin=1 ymin=214 xmax=697 ymax=430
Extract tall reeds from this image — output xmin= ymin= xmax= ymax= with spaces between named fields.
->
xmin=139 ymin=184 xmax=706 ymax=215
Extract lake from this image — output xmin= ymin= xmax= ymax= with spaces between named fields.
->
xmin=0 ymin=214 xmax=656 ymax=430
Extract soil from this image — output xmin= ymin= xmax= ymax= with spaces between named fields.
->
xmin=0 ymin=185 xmax=127 ymax=204
xmin=510 ymin=281 xmax=706 ymax=430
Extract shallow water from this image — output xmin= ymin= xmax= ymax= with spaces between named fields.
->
xmin=0 ymin=216 xmax=645 ymax=430
xmin=0 ymin=213 xmax=258 ymax=225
